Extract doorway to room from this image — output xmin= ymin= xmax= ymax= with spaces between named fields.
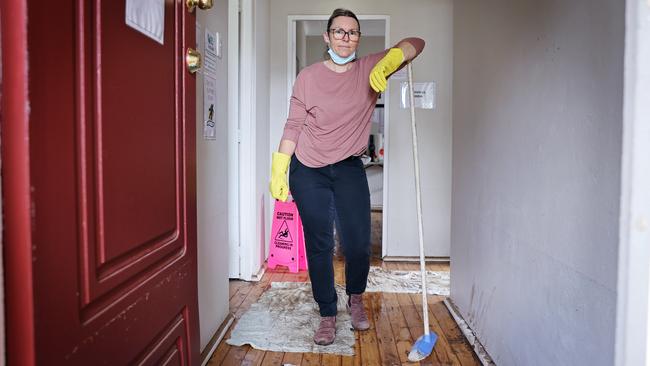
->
xmin=289 ymin=16 xmax=390 ymax=259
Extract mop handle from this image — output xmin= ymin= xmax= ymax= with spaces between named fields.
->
xmin=407 ymin=63 xmax=430 ymax=336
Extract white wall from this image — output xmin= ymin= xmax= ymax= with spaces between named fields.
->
xmin=195 ymin=1 xmax=230 ymax=351
xmin=269 ymin=0 xmax=453 ymax=258
xmin=615 ymin=1 xmax=650 ymax=364
xmin=451 ymin=0 xmax=624 ymax=365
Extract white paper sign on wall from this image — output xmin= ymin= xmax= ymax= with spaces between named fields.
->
xmin=204 ymin=29 xmax=218 ymax=75
xmin=125 ymin=0 xmax=165 ymax=45
xmin=401 ymin=81 xmax=436 ymax=110
xmin=203 ymin=75 xmax=218 ymax=140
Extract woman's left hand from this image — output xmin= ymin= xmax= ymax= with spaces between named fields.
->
xmin=369 ymin=48 xmax=404 ymax=93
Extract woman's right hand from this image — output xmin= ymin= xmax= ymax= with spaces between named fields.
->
xmin=270 ymin=152 xmax=291 ymax=202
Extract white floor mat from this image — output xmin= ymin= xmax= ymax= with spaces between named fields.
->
xmin=226 ymin=282 xmax=355 ymax=356
xmin=365 ymin=266 xmax=450 ymax=296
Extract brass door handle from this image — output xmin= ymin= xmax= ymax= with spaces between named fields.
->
xmin=186 ymin=48 xmax=202 ymax=74
xmin=186 ymin=0 xmax=214 ymax=12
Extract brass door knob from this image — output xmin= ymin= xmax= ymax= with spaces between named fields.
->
xmin=186 ymin=0 xmax=214 ymax=12
xmin=186 ymin=48 xmax=202 ymax=74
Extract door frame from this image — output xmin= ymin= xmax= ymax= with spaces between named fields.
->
xmin=227 ymin=0 xmax=241 ymax=278
xmin=1 ymin=1 xmax=36 ymax=365
xmin=286 ymin=14 xmax=392 ymax=258
xmin=615 ymin=0 xmax=650 ymax=365
xmin=235 ymin=0 xmax=263 ymax=281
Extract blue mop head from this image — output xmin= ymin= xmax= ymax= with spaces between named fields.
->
xmin=407 ymin=333 xmax=438 ymax=362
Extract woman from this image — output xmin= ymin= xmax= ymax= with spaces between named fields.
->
xmin=269 ymin=8 xmax=425 ymax=345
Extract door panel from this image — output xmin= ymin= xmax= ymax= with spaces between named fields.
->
xmin=81 ymin=0 xmax=183 ymax=310
xmin=100 ymin=0 xmax=178 ymax=263
xmin=27 ymin=1 xmax=199 ymax=364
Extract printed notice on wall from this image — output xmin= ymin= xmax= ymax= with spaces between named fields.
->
xmin=400 ymin=81 xmax=436 ymax=110
xmin=202 ymin=28 xmax=218 ymax=140
xmin=125 ymin=0 xmax=165 ymax=45
xmin=204 ymin=29 xmax=218 ymax=75
xmin=203 ymin=75 xmax=218 ymax=140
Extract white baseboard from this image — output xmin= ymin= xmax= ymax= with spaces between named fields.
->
xmin=200 ymin=314 xmax=235 ymax=366
xmin=249 ymin=264 xmax=266 ymax=282
xmin=443 ymin=298 xmax=495 ymax=366
xmin=382 ymin=256 xmax=450 ymax=263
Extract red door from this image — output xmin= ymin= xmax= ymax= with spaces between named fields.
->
xmin=3 ymin=1 xmax=200 ymax=365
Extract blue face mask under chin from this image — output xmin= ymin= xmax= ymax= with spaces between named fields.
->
xmin=328 ymin=47 xmax=356 ymax=65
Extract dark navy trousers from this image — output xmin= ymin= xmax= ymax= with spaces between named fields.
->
xmin=289 ymin=154 xmax=371 ymax=317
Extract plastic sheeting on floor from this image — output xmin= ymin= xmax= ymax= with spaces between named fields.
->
xmin=226 ymin=267 xmax=449 ymax=355
xmin=365 ymin=266 xmax=450 ymax=296
xmin=226 ymin=282 xmax=355 ymax=356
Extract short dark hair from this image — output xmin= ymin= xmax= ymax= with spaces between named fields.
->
xmin=326 ymin=8 xmax=360 ymax=32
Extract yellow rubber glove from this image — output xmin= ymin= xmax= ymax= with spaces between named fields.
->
xmin=369 ymin=48 xmax=405 ymax=93
xmin=270 ymin=152 xmax=291 ymax=202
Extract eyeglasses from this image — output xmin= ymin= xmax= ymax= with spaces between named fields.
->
xmin=329 ymin=28 xmax=361 ymax=41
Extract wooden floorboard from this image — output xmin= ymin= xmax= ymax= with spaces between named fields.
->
xmin=409 ymin=292 xmax=459 ymax=365
xmin=369 ymin=292 xmax=401 ymax=365
xmin=341 ymin=332 xmax=361 ymax=366
xmin=240 ymin=347 xmax=265 ymax=366
xmin=321 ymin=353 xmax=341 ymax=366
xmin=208 ymin=257 xmax=480 ymax=366
xmin=282 ymin=351 xmax=303 ymax=365
xmin=384 ymin=292 xmax=419 ymax=365
xmin=259 ymin=351 xmax=283 ymax=366
xmin=359 ymin=292 xmax=382 ymax=366
xmin=430 ymin=302 xmax=483 ymax=365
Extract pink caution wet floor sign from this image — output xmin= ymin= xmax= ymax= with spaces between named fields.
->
xmin=267 ymin=198 xmax=308 ymax=273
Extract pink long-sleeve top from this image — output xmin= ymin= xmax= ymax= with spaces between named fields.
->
xmin=281 ymin=50 xmax=388 ymax=168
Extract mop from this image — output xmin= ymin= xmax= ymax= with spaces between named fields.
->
xmin=406 ymin=62 xmax=439 ymax=362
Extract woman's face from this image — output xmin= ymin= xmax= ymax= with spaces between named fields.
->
xmin=323 ymin=16 xmax=360 ymax=58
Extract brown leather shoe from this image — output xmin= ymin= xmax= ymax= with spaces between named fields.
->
xmin=348 ymin=294 xmax=370 ymax=331
xmin=313 ymin=316 xmax=337 ymax=345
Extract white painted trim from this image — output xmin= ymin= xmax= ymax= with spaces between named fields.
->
xmin=443 ymin=298 xmax=495 ymax=365
xmin=200 ymin=315 xmax=234 ymax=366
xmin=382 ymin=256 xmax=450 ymax=263
xmin=227 ymin=0 xmax=241 ymax=278
xmin=381 ymin=16 xmax=391 ymax=259
xmin=237 ymin=0 xmax=258 ymax=281
xmin=615 ymin=1 xmax=650 ymax=365
xmin=286 ymin=16 xmax=300 ymax=113
xmin=249 ymin=264 xmax=266 ymax=282
xmin=286 ymin=15 xmax=391 ymax=257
